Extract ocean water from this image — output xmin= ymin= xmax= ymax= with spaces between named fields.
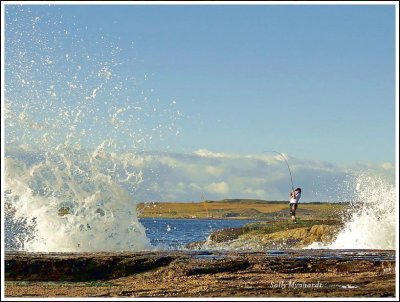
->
xmin=4 ymin=7 xmax=396 ymax=253
xmin=5 ymin=216 xmax=256 ymax=251
xmin=139 ymin=218 xmax=257 ymax=250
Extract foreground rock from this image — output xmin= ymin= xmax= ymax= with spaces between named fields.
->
xmin=5 ymin=249 xmax=395 ymax=298
xmin=188 ymin=220 xmax=342 ymax=250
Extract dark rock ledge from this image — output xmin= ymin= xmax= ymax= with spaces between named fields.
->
xmin=5 ymin=249 xmax=396 ymax=298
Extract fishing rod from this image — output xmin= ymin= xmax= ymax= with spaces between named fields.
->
xmin=200 ymin=192 xmax=209 ymax=218
xmin=263 ymin=150 xmax=295 ymax=193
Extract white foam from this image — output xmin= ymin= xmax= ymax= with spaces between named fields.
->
xmin=308 ymin=173 xmax=396 ymax=250
xmin=5 ymin=148 xmax=151 ymax=252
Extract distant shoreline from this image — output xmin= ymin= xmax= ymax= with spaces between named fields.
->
xmin=138 ymin=199 xmax=350 ymax=205
xmin=138 ymin=216 xmax=260 ymax=221
xmin=137 ymin=200 xmax=347 ymax=220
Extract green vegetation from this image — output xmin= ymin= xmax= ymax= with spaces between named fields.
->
xmin=205 ymin=199 xmax=288 ymax=204
xmin=241 ymin=219 xmax=342 ymax=235
xmin=137 ymin=199 xmax=347 ymax=221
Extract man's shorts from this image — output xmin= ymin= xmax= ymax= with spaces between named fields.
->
xmin=290 ymin=203 xmax=298 ymax=216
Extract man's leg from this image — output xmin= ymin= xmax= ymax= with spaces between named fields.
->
xmin=291 ymin=204 xmax=297 ymax=222
xmin=290 ymin=204 xmax=294 ymax=221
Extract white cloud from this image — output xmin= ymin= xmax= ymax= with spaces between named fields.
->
xmin=205 ymin=181 xmax=230 ymax=195
xmin=129 ymin=150 xmax=395 ymax=203
xmin=205 ymin=165 xmax=224 ymax=176
xmin=7 ymin=147 xmax=395 ymax=203
xmin=194 ymin=149 xmax=237 ymax=159
xmin=381 ymin=162 xmax=393 ymax=170
xmin=242 ymin=188 xmax=266 ymax=199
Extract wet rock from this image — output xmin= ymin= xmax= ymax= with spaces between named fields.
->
xmin=208 ymin=228 xmax=245 ymax=243
xmin=5 ymin=252 xmax=177 ymax=281
xmin=4 ymin=250 xmax=395 ymax=298
xmin=185 ymin=241 xmax=206 ymax=250
xmin=200 ymin=221 xmax=340 ymax=250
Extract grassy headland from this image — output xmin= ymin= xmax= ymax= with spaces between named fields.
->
xmin=137 ymin=199 xmax=347 ymax=221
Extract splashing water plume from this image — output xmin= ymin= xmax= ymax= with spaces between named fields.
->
xmin=308 ymin=173 xmax=396 ymax=250
xmin=4 ymin=7 xmax=180 ymax=251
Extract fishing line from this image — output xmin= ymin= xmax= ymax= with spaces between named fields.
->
xmin=263 ymin=150 xmax=295 ymax=192
xmin=200 ymin=192 xmax=209 ymax=218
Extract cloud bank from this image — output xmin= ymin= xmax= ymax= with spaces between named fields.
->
xmin=6 ymin=146 xmax=394 ymax=203
xmin=128 ymin=149 xmax=395 ymax=203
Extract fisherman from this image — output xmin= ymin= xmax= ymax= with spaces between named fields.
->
xmin=289 ymin=188 xmax=302 ymax=223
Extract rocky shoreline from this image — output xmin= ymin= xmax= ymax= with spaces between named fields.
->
xmin=187 ymin=219 xmax=342 ymax=250
xmin=5 ymin=249 xmax=395 ymax=297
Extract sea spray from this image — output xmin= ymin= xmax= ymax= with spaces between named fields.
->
xmin=329 ymin=173 xmax=396 ymax=249
xmin=4 ymin=7 xmax=179 ymax=251
xmin=5 ymin=147 xmax=154 ymax=252
xmin=308 ymin=172 xmax=396 ymax=250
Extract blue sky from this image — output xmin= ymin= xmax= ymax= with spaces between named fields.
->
xmin=4 ymin=4 xmax=396 ymax=165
